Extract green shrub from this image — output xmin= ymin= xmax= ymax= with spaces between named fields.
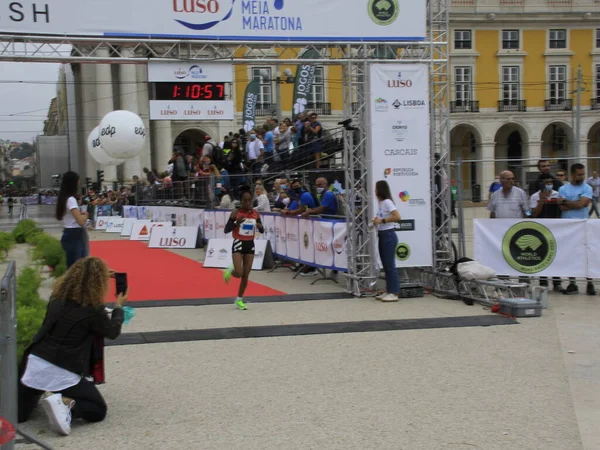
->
xmin=30 ymin=233 xmax=67 ymax=278
xmin=0 ymin=232 xmax=15 ymax=260
xmin=15 ymin=267 xmax=47 ymax=360
xmin=12 ymin=219 xmax=42 ymax=244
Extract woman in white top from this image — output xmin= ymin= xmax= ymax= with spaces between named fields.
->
xmin=254 ymin=185 xmax=271 ymax=212
xmin=55 ymin=172 xmax=89 ymax=268
xmin=371 ymin=180 xmax=402 ymax=302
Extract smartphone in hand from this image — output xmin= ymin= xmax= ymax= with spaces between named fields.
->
xmin=115 ymin=272 xmax=128 ymax=296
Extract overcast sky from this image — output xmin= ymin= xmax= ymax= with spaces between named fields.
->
xmin=0 ymin=62 xmax=61 ymax=142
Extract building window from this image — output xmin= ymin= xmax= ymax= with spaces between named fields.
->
xmin=251 ymin=67 xmax=272 ymax=105
xmin=549 ymin=29 xmax=566 ymax=49
xmin=454 ymin=30 xmax=472 ymax=50
xmin=549 ymin=65 xmax=567 ymax=101
xmin=502 ymin=66 xmax=520 ymax=103
xmin=454 ymin=66 xmax=472 ymax=103
xmin=596 ymin=65 xmax=600 ymax=100
xmin=311 ymin=67 xmax=325 ymax=104
xmin=596 ymin=29 xmax=600 ymax=48
xmin=502 ymin=30 xmax=519 ymax=50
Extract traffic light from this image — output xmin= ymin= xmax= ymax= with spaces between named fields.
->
xmin=97 ymin=170 xmax=104 ymax=189
xmin=85 ymin=177 xmax=92 ymax=190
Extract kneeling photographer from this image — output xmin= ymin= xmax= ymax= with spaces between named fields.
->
xmin=18 ymin=256 xmax=128 ymax=436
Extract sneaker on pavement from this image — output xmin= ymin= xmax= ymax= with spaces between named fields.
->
xmin=380 ymin=293 xmax=399 ymax=302
xmin=587 ymin=284 xmax=597 ymax=296
xmin=41 ymin=393 xmax=72 ymax=436
xmin=563 ymin=284 xmax=579 ymax=295
xmin=235 ymin=299 xmax=247 ymax=310
xmin=300 ymin=271 xmax=317 ymax=277
xmin=223 ymin=266 xmax=234 ymax=284
xmin=375 ymin=292 xmax=387 ymax=300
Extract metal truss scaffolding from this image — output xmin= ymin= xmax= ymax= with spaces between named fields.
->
xmin=0 ymin=0 xmax=450 ymax=297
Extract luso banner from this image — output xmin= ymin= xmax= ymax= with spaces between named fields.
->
xmin=0 ymin=1 xmax=426 ymax=42
xmin=368 ymin=63 xmax=432 ymax=268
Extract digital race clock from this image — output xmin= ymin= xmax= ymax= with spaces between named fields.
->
xmin=153 ymin=82 xmax=226 ymax=101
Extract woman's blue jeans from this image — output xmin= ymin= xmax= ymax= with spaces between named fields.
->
xmin=61 ymin=228 xmax=88 ymax=269
xmin=378 ymin=230 xmax=399 ymax=294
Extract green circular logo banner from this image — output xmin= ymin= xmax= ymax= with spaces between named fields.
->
xmin=368 ymin=0 xmax=399 ymax=26
xmin=502 ymin=222 xmax=556 ymax=274
xmin=395 ymin=243 xmax=411 ymax=261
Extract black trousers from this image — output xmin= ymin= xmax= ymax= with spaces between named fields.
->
xmin=19 ymin=377 xmax=107 ymax=424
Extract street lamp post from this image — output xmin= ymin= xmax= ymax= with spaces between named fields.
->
xmin=260 ymin=67 xmax=295 ymax=120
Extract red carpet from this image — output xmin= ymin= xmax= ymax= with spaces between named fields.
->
xmin=90 ymin=240 xmax=285 ymax=302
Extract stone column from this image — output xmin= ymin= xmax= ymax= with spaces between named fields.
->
xmin=153 ymin=121 xmax=173 ymax=172
xmin=136 ymin=61 xmax=152 ymax=172
xmin=95 ymin=47 xmax=117 ymax=187
xmin=119 ymin=48 xmax=142 ymax=181
xmin=79 ymin=63 xmax=99 ymax=179
xmin=527 ymin=140 xmax=543 ymax=164
xmin=478 ymin=142 xmax=496 ymax=200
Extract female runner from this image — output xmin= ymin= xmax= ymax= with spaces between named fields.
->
xmin=223 ymin=187 xmax=264 ymax=310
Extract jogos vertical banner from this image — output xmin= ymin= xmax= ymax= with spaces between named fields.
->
xmin=368 ymin=64 xmax=432 ymax=268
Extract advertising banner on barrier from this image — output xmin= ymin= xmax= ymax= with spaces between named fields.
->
xmin=203 ymin=239 xmax=274 ymax=270
xmin=106 ymin=218 xmax=125 ymax=233
xmin=275 ymin=215 xmax=287 ymax=256
xmin=121 ymin=219 xmax=138 ymax=237
xmin=299 ymin=219 xmax=314 ymax=264
xmin=332 ymin=222 xmax=348 ymax=270
xmin=95 ymin=215 xmax=120 ymax=231
xmin=369 ymin=63 xmax=432 ymax=268
xmin=0 ymin=1 xmax=426 ymax=42
xmin=204 ymin=211 xmax=216 ymax=240
xmin=215 ymin=211 xmax=229 ymax=239
xmin=149 ymin=226 xmax=199 ymax=249
xmin=588 ymin=221 xmax=600 ymax=278
xmin=261 ymin=214 xmax=277 ymax=251
xmin=285 ymin=217 xmax=300 ymax=260
xmin=314 ymin=220 xmax=334 ymax=268
xmin=130 ymin=221 xmax=172 ymax=241
xmin=474 ymin=219 xmax=587 ymax=277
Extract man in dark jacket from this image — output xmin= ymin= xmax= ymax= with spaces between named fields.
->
xmin=528 ymin=159 xmax=562 ymax=195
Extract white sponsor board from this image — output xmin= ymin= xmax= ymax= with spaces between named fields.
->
xmin=106 ymin=218 xmax=125 ymax=233
xmin=149 ymin=100 xmax=235 ymax=121
xmin=314 ymin=220 xmax=334 ymax=268
xmin=149 ymin=226 xmax=199 ymax=249
xmin=215 ymin=211 xmax=229 ymax=239
xmin=130 ymin=221 xmax=172 ymax=241
xmin=0 ymin=1 xmax=426 ymax=42
xmin=369 ymin=63 xmax=432 ymax=268
xmin=261 ymin=214 xmax=277 ymax=252
xmin=474 ymin=219 xmax=587 ymax=277
xmin=275 ymin=215 xmax=287 ymax=256
xmin=148 ymin=62 xmax=233 ymax=82
xmin=203 ymin=239 xmax=273 ymax=270
xmin=285 ymin=217 xmax=300 ymax=260
xmin=332 ymin=222 xmax=348 ymax=270
xmin=298 ymin=219 xmax=314 ymax=264
xmin=587 ymin=221 xmax=600 ymax=278
xmin=121 ymin=219 xmax=138 ymax=237
xmin=95 ymin=215 xmax=120 ymax=231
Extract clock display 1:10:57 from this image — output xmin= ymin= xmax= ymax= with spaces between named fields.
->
xmin=154 ymin=82 xmax=226 ymax=101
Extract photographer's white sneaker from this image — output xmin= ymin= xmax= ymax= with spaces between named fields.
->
xmin=41 ymin=393 xmax=72 ymax=436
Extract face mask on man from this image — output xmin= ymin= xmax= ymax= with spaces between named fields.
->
xmin=250 ymin=134 xmax=256 ymax=141
xmin=316 ymin=187 xmax=325 ymax=194
xmin=545 ymin=184 xmax=553 ymax=191
xmin=281 ymin=184 xmax=287 ymax=191
xmin=294 ymin=187 xmax=302 ymax=194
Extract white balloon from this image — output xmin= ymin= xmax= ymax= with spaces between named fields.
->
xmin=87 ymin=126 xmax=126 ymax=166
xmin=98 ymin=110 xmax=146 ymax=159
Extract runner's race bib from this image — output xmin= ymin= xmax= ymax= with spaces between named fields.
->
xmin=239 ymin=219 xmax=256 ymax=237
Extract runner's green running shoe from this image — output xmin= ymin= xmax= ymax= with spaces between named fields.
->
xmin=235 ymin=299 xmax=247 ymax=310
xmin=223 ymin=266 xmax=234 ymax=284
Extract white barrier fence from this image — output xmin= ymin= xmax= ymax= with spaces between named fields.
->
xmin=203 ymin=210 xmax=349 ymax=272
xmin=474 ymin=219 xmax=600 ymax=277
